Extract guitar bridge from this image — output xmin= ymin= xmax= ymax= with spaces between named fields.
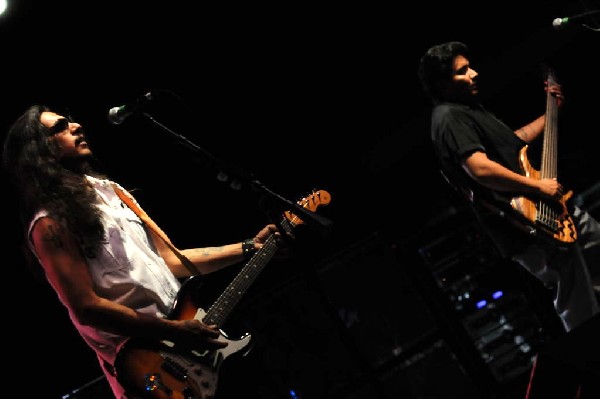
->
xmin=161 ymin=356 xmax=188 ymax=381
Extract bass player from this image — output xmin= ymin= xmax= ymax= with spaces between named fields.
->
xmin=418 ymin=41 xmax=600 ymax=333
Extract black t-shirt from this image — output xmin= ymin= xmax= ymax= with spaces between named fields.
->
xmin=430 ymin=101 xmax=535 ymax=256
xmin=431 ymin=101 xmax=527 ymax=205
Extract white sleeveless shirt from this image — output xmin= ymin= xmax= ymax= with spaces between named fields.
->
xmin=28 ymin=175 xmax=181 ymax=398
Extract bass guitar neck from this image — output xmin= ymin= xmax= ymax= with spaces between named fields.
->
xmin=510 ymin=66 xmax=577 ymax=245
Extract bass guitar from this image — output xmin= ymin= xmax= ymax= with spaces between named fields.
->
xmin=509 ymin=67 xmax=577 ymax=245
xmin=114 ymin=189 xmax=331 ymax=399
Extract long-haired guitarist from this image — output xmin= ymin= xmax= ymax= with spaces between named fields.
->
xmin=418 ymin=41 xmax=600 ymax=333
xmin=2 ymin=104 xmax=293 ymax=399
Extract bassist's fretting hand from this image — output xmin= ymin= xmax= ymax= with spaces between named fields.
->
xmin=546 ymin=80 xmax=565 ymax=108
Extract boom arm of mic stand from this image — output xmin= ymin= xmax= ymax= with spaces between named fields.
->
xmin=140 ymin=112 xmax=247 ymax=181
xmin=140 ymin=112 xmax=334 ymax=236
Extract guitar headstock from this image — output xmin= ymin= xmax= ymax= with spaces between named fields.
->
xmin=284 ymin=189 xmax=331 ymax=225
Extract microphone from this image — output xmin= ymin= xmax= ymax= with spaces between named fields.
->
xmin=108 ymin=91 xmax=155 ymax=125
xmin=552 ymin=9 xmax=600 ymax=29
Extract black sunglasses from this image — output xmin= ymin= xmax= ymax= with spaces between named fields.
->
xmin=48 ymin=118 xmax=69 ymax=136
xmin=47 ymin=114 xmax=78 ymax=136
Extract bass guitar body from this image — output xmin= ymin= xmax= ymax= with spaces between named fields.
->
xmin=510 ymin=145 xmax=577 ymax=245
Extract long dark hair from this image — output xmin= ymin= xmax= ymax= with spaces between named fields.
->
xmin=3 ymin=105 xmax=106 ymax=261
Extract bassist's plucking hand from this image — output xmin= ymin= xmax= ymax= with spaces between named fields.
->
xmin=536 ymin=178 xmax=566 ymax=202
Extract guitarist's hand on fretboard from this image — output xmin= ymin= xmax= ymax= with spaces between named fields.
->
xmin=273 ymin=227 xmax=297 ymax=260
xmin=251 ymin=223 xmax=295 ymax=260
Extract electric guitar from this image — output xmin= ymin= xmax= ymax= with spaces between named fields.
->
xmin=114 ymin=189 xmax=331 ymax=399
xmin=509 ymin=67 xmax=577 ymax=245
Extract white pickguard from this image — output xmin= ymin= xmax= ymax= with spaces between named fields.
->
xmin=149 ymin=308 xmax=252 ymax=398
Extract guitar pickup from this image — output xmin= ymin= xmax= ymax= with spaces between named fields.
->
xmin=161 ymin=357 xmax=188 ymax=381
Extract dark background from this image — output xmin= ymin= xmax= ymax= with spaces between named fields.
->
xmin=1 ymin=1 xmax=599 ymax=398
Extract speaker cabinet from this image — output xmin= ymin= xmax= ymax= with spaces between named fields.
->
xmin=344 ymin=339 xmax=479 ymax=399
xmin=229 ymin=233 xmax=440 ymax=398
xmin=316 ymin=234 xmax=438 ymax=369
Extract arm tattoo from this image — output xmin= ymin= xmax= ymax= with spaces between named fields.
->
xmin=195 ymin=246 xmax=225 ymax=257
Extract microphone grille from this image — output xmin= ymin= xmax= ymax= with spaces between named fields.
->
xmin=552 ymin=17 xmax=565 ymax=28
xmin=108 ymin=106 xmax=125 ymax=125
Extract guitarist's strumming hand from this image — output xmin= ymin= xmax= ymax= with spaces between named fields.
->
xmin=174 ymin=319 xmax=228 ymax=350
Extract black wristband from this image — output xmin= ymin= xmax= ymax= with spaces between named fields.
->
xmin=242 ymin=238 xmax=256 ymax=259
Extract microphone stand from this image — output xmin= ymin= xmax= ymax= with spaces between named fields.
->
xmin=140 ymin=112 xmax=333 ymax=236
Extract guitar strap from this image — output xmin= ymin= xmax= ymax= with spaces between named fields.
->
xmin=112 ymin=184 xmax=200 ymax=276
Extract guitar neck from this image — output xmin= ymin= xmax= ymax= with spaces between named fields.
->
xmin=202 ymin=232 xmax=280 ymax=327
xmin=541 ymin=70 xmax=559 ymax=179
xmin=199 ymin=189 xmax=331 ymax=327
